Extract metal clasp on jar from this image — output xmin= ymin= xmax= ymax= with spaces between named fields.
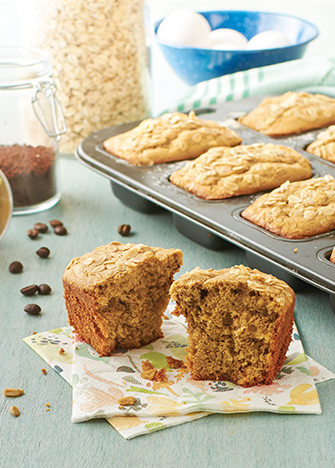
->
xmin=31 ymin=78 xmax=67 ymax=142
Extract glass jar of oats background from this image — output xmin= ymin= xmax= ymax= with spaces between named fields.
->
xmin=26 ymin=0 xmax=151 ymax=154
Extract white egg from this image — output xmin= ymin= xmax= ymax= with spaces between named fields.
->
xmin=209 ymin=29 xmax=248 ymax=48
xmin=246 ymin=30 xmax=292 ymax=50
xmin=157 ymin=10 xmax=212 ymax=48
xmin=212 ymin=41 xmax=246 ymax=51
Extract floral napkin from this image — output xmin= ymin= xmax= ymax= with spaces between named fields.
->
xmin=24 ymin=302 xmax=335 ymax=439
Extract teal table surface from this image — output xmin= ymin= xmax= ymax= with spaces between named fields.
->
xmin=1 ymin=154 xmax=335 ymax=468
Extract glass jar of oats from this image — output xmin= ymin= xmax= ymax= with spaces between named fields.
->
xmin=0 ymin=47 xmax=66 ymax=215
xmin=28 ymin=0 xmax=151 ymax=154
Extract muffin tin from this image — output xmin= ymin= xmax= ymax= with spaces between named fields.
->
xmin=75 ymin=95 xmax=335 ymax=306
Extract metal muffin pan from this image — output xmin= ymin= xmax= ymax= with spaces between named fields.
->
xmin=75 ymin=95 xmax=335 ymax=306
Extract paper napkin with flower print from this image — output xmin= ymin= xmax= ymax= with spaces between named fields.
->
xmin=70 ymin=317 xmax=324 ymax=423
xmin=23 ymin=325 xmax=210 ymax=438
xmin=23 ymin=319 xmax=335 ymax=439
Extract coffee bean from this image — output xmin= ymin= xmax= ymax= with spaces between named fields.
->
xmin=54 ymin=225 xmax=67 ymax=236
xmin=117 ymin=224 xmax=131 ymax=236
xmin=24 ymin=304 xmax=41 ymax=315
xmin=38 ymin=284 xmax=51 ymax=295
xmin=36 ymin=247 xmax=50 ymax=259
xmin=20 ymin=285 xmax=39 ymax=296
xmin=27 ymin=228 xmax=39 ymax=239
xmin=9 ymin=261 xmax=23 ymax=274
xmin=49 ymin=219 xmax=63 ymax=227
xmin=33 ymin=222 xmax=48 ymax=233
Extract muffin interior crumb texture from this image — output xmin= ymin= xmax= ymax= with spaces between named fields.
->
xmin=170 ymin=266 xmax=295 ymax=387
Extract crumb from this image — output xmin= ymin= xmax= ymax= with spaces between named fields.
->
xmin=294 ymin=248 xmax=298 ymax=254
xmin=45 ymin=408 xmax=50 ymax=412
xmin=140 ymin=360 xmax=157 ymax=380
xmin=146 ymin=382 xmax=151 ymax=387
xmin=153 ymin=368 xmax=168 ymax=383
xmin=175 ymin=367 xmax=189 ymax=382
xmin=140 ymin=360 xmax=168 ymax=382
xmin=45 ymin=403 xmax=50 ymax=407
xmin=32 ymin=332 xmax=37 ymax=335
xmin=166 ymin=356 xmax=186 ymax=369
xmin=75 ymin=347 xmax=78 ymax=350
xmin=163 ymin=314 xmax=169 ymax=320
xmin=59 ymin=348 xmax=65 ymax=355
xmin=118 ymin=396 xmax=137 ymax=406
xmin=41 ymin=368 xmax=47 ymax=375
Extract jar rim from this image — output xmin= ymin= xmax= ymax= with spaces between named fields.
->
xmin=0 ymin=167 xmax=13 ymax=241
xmin=0 ymin=46 xmax=53 ymax=86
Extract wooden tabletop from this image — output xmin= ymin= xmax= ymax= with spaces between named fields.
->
xmin=1 ymin=154 xmax=335 ymax=468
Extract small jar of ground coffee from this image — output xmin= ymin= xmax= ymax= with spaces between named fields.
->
xmin=0 ymin=47 xmax=66 ymax=214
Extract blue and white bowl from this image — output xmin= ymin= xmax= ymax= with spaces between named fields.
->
xmin=155 ymin=10 xmax=319 ymax=85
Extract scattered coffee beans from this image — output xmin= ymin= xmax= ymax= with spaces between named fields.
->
xmin=27 ymin=228 xmax=39 ymax=239
xmin=24 ymin=304 xmax=41 ymax=315
xmin=20 ymin=285 xmax=39 ymax=296
xmin=49 ymin=219 xmax=63 ymax=227
xmin=117 ymin=224 xmax=131 ymax=236
xmin=36 ymin=247 xmax=50 ymax=258
xmin=9 ymin=261 xmax=23 ymax=274
xmin=54 ymin=225 xmax=67 ymax=236
xmin=38 ymin=284 xmax=52 ymax=295
xmin=33 ymin=222 xmax=48 ymax=233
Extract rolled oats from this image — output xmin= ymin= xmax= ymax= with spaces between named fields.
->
xmin=3 ymin=388 xmax=24 ymax=397
xmin=29 ymin=0 xmax=150 ymax=153
xmin=10 ymin=406 xmax=20 ymax=417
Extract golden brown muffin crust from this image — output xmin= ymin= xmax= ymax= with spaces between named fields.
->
xmin=306 ymin=125 xmax=335 ymax=163
xmin=103 ymin=111 xmax=242 ymax=166
xmin=169 ymin=143 xmax=312 ymax=199
xmin=238 ymin=92 xmax=335 ymax=136
xmin=241 ymin=175 xmax=335 ymax=239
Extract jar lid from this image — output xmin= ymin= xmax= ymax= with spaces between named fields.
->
xmin=0 ymin=46 xmax=53 ymax=87
xmin=0 ymin=169 xmax=13 ymax=242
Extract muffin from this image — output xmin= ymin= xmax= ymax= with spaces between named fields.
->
xmin=170 ymin=265 xmax=295 ymax=387
xmin=241 ymin=175 xmax=335 ymax=239
xmin=238 ymin=92 xmax=335 ymax=136
xmin=169 ymin=143 xmax=312 ymax=200
xmin=63 ymin=242 xmax=183 ymax=356
xmin=306 ymin=125 xmax=335 ymax=164
xmin=103 ymin=111 xmax=242 ymax=166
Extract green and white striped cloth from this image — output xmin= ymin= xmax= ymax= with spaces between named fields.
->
xmin=165 ymin=56 xmax=335 ymax=114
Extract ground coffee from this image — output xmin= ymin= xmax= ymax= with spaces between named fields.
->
xmin=0 ymin=144 xmax=57 ymax=208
